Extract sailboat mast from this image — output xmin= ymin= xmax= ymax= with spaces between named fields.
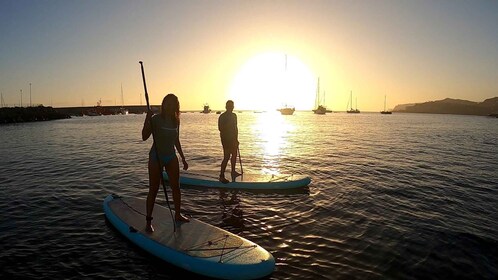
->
xmin=350 ymin=91 xmax=353 ymax=110
xmin=285 ymin=54 xmax=287 ymax=71
xmin=384 ymin=95 xmax=387 ymax=111
xmin=121 ymin=83 xmax=124 ymax=107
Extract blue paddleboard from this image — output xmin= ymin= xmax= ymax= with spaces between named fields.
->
xmin=103 ymin=194 xmax=275 ymax=279
xmin=164 ymin=170 xmax=311 ymax=190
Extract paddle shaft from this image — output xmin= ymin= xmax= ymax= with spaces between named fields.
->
xmin=238 ymin=146 xmax=243 ymax=175
xmin=139 ymin=61 xmax=176 ymax=231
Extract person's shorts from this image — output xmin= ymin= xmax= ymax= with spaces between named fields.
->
xmin=221 ymin=137 xmax=237 ymax=150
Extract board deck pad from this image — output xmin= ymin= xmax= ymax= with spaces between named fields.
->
xmin=163 ymin=170 xmax=311 ymax=190
xmin=104 ymin=194 xmax=275 ymax=279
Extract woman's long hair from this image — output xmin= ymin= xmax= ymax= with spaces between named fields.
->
xmin=161 ymin=93 xmax=180 ymax=127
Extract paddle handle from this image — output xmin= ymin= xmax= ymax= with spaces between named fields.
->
xmin=139 ymin=61 xmax=151 ymax=112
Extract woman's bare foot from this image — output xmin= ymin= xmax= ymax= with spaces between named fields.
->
xmin=175 ymin=213 xmax=190 ymax=223
xmin=145 ymin=223 xmax=154 ymax=233
xmin=231 ymin=171 xmax=242 ymax=178
xmin=145 ymin=216 xmax=154 ymax=232
xmin=219 ymin=176 xmax=230 ymax=184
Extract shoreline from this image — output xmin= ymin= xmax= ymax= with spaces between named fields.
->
xmin=1 ymin=105 xmax=496 ymax=125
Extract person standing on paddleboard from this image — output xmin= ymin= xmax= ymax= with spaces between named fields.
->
xmin=142 ymin=93 xmax=190 ymax=232
xmin=218 ymin=100 xmax=241 ymax=184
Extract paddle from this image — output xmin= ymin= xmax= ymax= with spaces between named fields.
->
xmin=238 ymin=146 xmax=243 ymax=175
xmin=139 ymin=61 xmax=176 ymax=232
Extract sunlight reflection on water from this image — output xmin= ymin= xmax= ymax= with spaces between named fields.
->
xmin=251 ymin=112 xmax=296 ymax=174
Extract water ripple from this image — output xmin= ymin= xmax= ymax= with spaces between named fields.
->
xmin=1 ymin=113 xmax=497 ymax=279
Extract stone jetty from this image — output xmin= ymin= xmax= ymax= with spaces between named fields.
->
xmin=0 ymin=106 xmax=70 ymax=124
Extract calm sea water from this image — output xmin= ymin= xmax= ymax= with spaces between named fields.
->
xmin=1 ymin=111 xmax=497 ymax=279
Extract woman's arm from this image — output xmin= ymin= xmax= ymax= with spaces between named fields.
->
xmin=142 ymin=111 xmax=153 ymax=141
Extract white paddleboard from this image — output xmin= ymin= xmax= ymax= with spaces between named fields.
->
xmin=103 ymin=194 xmax=275 ymax=279
xmin=163 ymin=170 xmax=311 ymax=190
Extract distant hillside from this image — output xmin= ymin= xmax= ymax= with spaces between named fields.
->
xmin=391 ymin=103 xmax=417 ymax=111
xmin=393 ymin=97 xmax=498 ymax=116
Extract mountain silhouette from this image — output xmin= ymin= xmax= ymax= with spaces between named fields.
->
xmin=393 ymin=97 xmax=498 ymax=116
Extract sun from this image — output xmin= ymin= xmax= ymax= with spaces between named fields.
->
xmin=228 ymin=52 xmax=316 ymax=111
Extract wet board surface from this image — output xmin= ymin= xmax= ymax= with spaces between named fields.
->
xmin=164 ymin=170 xmax=311 ymax=190
xmin=103 ymin=194 xmax=275 ymax=279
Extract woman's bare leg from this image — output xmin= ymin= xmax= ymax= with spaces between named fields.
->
xmin=146 ymin=158 xmax=161 ymax=232
xmin=164 ymin=156 xmax=190 ymax=222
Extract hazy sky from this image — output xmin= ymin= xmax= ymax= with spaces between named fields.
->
xmin=1 ymin=0 xmax=497 ymax=111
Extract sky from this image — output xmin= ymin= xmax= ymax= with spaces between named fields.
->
xmin=1 ymin=0 xmax=497 ymax=112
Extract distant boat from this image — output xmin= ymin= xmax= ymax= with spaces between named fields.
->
xmin=347 ymin=91 xmax=360 ymax=113
xmin=202 ymin=103 xmax=211 ymax=114
xmin=119 ymin=107 xmax=129 ymax=115
xmin=85 ymin=108 xmax=101 ymax=116
xmin=380 ymin=95 xmax=392 ymax=114
xmin=313 ymin=105 xmax=327 ymax=115
xmin=312 ymin=77 xmax=327 ymax=115
xmin=85 ymin=99 xmax=104 ymax=116
xmin=278 ymin=54 xmax=295 ymax=115
xmin=277 ymin=106 xmax=295 ymax=115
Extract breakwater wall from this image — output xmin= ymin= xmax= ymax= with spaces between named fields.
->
xmin=0 ymin=106 xmax=70 ymax=124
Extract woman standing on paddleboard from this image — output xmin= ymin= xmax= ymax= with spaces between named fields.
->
xmin=142 ymin=93 xmax=190 ymax=232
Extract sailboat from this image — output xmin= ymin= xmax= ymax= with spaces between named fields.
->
xmin=119 ymin=83 xmax=129 ymax=115
xmin=380 ymin=95 xmax=392 ymax=114
xmin=312 ymin=77 xmax=327 ymax=115
xmin=277 ymin=54 xmax=295 ymax=115
xmin=347 ymin=91 xmax=360 ymax=113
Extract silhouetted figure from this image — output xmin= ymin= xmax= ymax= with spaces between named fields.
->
xmin=218 ymin=100 xmax=240 ymax=183
xmin=142 ymin=93 xmax=189 ymax=232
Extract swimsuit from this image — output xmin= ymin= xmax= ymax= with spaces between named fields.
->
xmin=149 ymin=114 xmax=178 ymax=165
xmin=150 ymin=148 xmax=176 ymax=165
